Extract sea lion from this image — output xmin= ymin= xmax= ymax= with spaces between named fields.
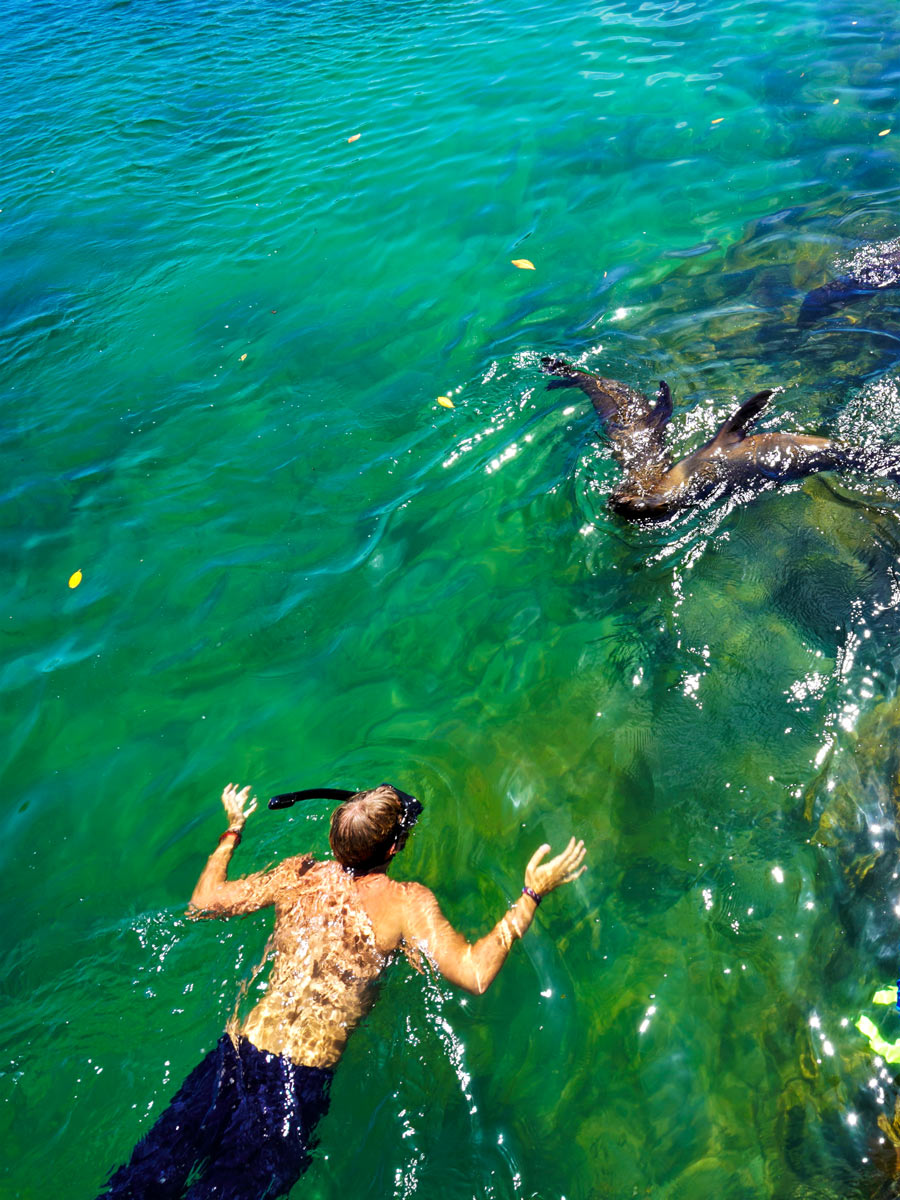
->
xmin=798 ymin=240 xmax=900 ymax=327
xmin=541 ymin=356 xmax=900 ymax=522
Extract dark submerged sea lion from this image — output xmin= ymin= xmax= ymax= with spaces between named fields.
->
xmin=541 ymin=356 xmax=900 ymax=522
xmin=798 ymin=240 xmax=900 ymax=328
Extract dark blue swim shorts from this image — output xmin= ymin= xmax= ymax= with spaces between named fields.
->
xmin=98 ymin=1034 xmax=333 ymax=1199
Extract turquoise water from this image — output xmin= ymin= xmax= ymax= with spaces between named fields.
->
xmin=5 ymin=0 xmax=900 ymax=1195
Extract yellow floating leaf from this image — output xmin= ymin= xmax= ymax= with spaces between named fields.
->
xmin=833 ymin=98 xmax=840 ymax=104
xmin=240 ymin=353 xmax=247 ymax=361
xmin=879 ymin=128 xmax=891 ymax=137
xmin=511 ymin=258 xmax=535 ymax=270
xmin=68 ymin=569 xmax=82 ymax=589
xmin=711 ymin=117 xmax=724 ymax=125
xmin=347 ymin=133 xmax=361 ymax=143
xmin=437 ymin=395 xmax=454 ymax=409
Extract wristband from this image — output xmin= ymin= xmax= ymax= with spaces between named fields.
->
xmin=218 ymin=827 xmax=242 ymax=847
xmin=522 ymin=886 xmax=542 ymax=906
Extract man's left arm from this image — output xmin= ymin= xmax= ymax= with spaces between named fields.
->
xmin=399 ymin=839 xmax=587 ymax=995
xmin=188 ymin=783 xmax=309 ymax=918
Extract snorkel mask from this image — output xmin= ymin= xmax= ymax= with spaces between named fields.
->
xmin=268 ymin=783 xmax=423 ymax=845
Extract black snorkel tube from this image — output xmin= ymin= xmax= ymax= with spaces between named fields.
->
xmin=268 ymin=783 xmax=423 ymax=838
xmin=268 ymin=788 xmax=355 ymax=809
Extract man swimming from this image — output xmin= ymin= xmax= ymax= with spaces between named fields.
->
xmin=98 ymin=782 xmax=586 ymax=1199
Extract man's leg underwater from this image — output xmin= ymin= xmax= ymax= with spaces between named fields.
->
xmin=98 ymin=1037 xmax=241 ymax=1200
xmin=183 ymin=1040 xmax=333 ymax=1200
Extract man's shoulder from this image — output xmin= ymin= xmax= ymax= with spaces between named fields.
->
xmin=389 ymin=878 xmax=435 ymax=906
xmin=271 ymin=853 xmax=318 ymax=884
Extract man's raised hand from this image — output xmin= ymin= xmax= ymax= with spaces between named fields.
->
xmin=525 ymin=837 xmax=587 ymax=898
xmin=221 ymin=783 xmax=258 ymax=830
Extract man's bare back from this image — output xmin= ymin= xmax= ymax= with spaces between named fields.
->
xmin=190 ymin=785 xmax=587 ymax=1070
xmin=218 ymin=859 xmax=392 ymax=1068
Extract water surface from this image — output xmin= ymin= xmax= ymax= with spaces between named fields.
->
xmin=4 ymin=1 xmax=900 ymax=1197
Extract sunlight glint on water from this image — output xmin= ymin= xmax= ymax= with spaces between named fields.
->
xmin=4 ymin=0 xmax=900 ymax=1197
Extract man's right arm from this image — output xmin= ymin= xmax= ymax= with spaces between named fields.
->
xmin=399 ymin=839 xmax=586 ymax=996
xmin=188 ymin=782 xmax=313 ymax=918
xmin=189 ymin=852 xmax=313 ymax=918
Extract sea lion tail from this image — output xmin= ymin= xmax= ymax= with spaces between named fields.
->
xmin=712 ymin=389 xmax=774 ymax=447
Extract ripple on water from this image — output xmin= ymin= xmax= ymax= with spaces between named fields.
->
xmin=5 ymin=0 xmax=900 ymax=1195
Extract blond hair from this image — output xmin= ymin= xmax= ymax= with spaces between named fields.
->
xmin=329 ymin=786 xmax=402 ymax=870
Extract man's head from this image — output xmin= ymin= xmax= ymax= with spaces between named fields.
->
xmin=329 ymin=785 xmax=415 ymax=871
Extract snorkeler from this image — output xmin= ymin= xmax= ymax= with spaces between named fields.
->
xmin=98 ymin=782 xmax=586 ymax=1199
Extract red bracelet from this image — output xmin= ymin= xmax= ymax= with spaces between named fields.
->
xmin=218 ymin=828 xmax=242 ymax=846
xmin=522 ymin=886 xmax=542 ymax=906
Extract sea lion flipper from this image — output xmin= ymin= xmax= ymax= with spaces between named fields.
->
xmin=649 ymin=380 xmax=673 ymax=430
xmin=798 ymin=242 xmax=900 ymax=326
xmin=797 ymin=277 xmax=858 ymax=328
xmin=712 ymin=389 xmax=774 ymax=446
xmin=541 ymin=356 xmax=576 ymax=376
xmin=541 ymin=356 xmax=581 ymax=391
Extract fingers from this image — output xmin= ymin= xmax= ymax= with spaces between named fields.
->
xmin=565 ymin=839 xmax=586 ymax=869
xmin=545 ymin=839 xmax=584 ymax=869
xmin=221 ymin=783 xmax=256 ymax=821
xmin=561 ymin=863 xmax=587 ymax=884
xmin=562 ymin=841 xmax=587 ymax=882
xmin=526 ymin=844 xmax=551 ymax=876
xmin=558 ymin=838 xmax=585 ymax=866
xmin=528 ymin=838 xmax=587 ymax=869
xmin=529 ymin=837 xmax=587 ymax=892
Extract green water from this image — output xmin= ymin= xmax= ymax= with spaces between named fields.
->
xmin=5 ymin=0 xmax=900 ymax=1196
